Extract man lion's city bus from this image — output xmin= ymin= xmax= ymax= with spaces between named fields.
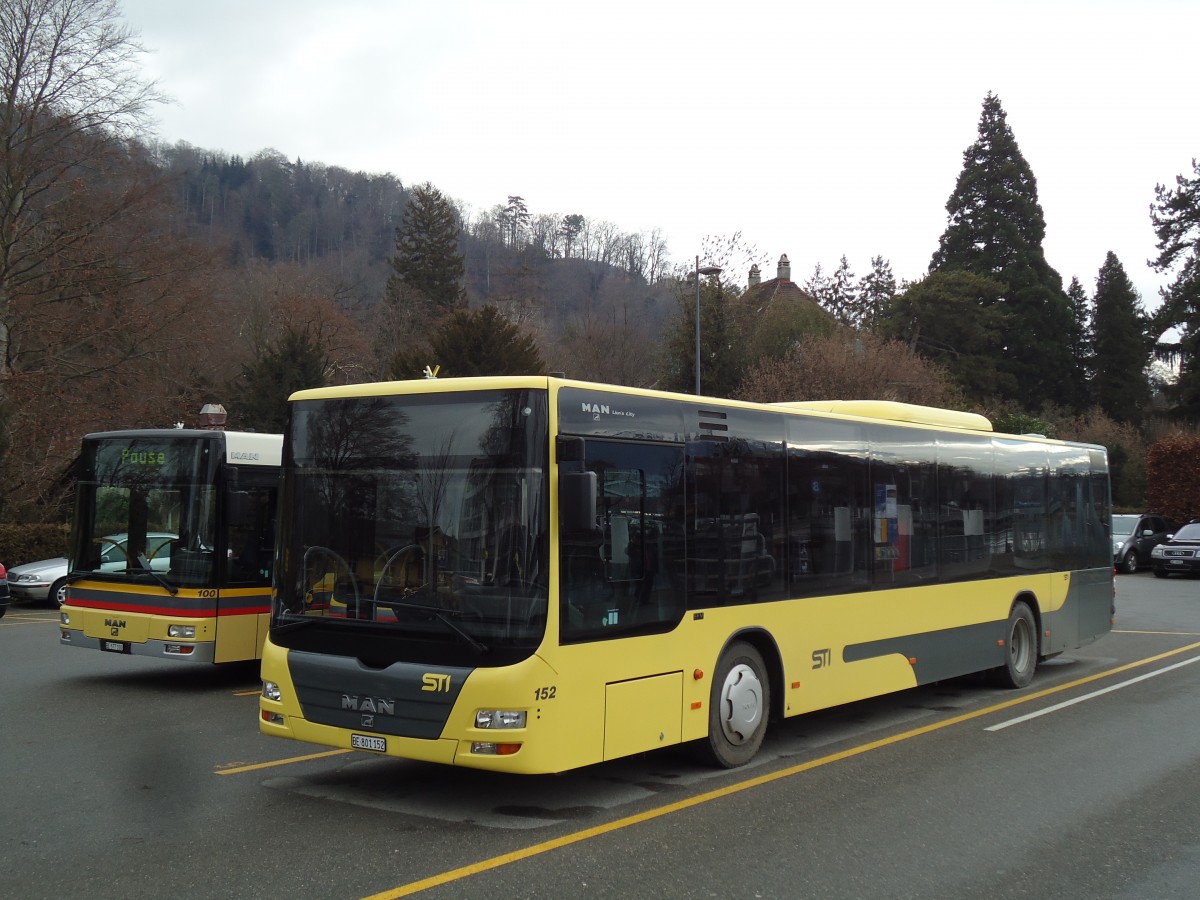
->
xmin=60 ymin=429 xmax=282 ymax=663
xmin=259 ymin=377 xmax=1113 ymax=773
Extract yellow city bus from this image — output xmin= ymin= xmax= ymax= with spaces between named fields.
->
xmin=60 ymin=429 xmax=282 ymax=663
xmin=259 ymin=377 xmax=1113 ymax=773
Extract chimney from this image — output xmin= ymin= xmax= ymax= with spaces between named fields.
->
xmin=777 ymin=254 xmax=791 ymax=282
xmin=748 ymin=264 xmax=761 ymax=287
xmin=199 ymin=403 xmax=227 ymax=430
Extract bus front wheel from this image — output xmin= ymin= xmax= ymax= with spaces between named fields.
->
xmin=993 ymin=601 xmax=1038 ymax=689
xmin=701 ymin=641 xmax=770 ymax=768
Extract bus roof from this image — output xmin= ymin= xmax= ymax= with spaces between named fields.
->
xmin=772 ymin=400 xmax=993 ymax=432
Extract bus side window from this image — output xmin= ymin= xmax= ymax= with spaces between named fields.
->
xmin=560 ymin=440 xmax=685 ymax=642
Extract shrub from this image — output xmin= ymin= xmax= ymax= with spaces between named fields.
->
xmin=1146 ymin=434 xmax=1200 ymax=523
xmin=0 ymin=524 xmax=71 ymax=568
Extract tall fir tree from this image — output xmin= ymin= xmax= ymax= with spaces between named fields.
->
xmin=228 ymin=324 xmax=328 ymax=432
xmin=803 ymin=263 xmax=832 ymax=312
xmin=930 ymin=93 xmax=1079 ymax=410
xmin=1090 ymin=252 xmax=1151 ymax=423
xmin=826 ymin=256 xmax=857 ymax=325
xmin=853 ymin=255 xmax=896 ymax=330
xmin=878 ymin=270 xmax=1014 ymax=400
xmin=660 ymin=274 xmax=746 ymax=397
xmin=1065 ymin=276 xmax=1093 ymax=394
xmin=1150 ymin=158 xmax=1200 ymax=420
xmin=385 ymin=182 xmax=465 ymax=316
xmin=392 ymin=305 xmax=544 ymax=378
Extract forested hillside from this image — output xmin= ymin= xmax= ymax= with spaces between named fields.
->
xmin=5 ymin=0 xmax=1200 ymax=524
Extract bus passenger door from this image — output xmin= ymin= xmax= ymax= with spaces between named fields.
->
xmin=215 ymin=473 xmax=278 ymax=662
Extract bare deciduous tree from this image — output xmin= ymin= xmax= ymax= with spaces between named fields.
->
xmin=735 ymin=331 xmax=963 ymax=408
xmin=0 ymin=0 xmax=164 ymax=378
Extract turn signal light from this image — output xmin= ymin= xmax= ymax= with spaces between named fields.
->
xmin=471 ymin=742 xmax=522 ymax=755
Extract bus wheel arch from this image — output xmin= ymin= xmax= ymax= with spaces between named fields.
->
xmin=699 ymin=631 xmax=780 ymax=768
xmin=992 ymin=596 xmax=1039 ymax=689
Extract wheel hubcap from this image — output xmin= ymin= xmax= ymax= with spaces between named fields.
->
xmin=1010 ymin=618 xmax=1032 ymax=672
xmin=719 ymin=663 xmax=763 ymax=745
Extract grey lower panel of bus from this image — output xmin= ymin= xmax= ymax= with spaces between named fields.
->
xmin=844 ymin=621 xmax=1005 ymax=685
xmin=844 ymin=568 xmax=1113 ymax=685
xmin=59 ymin=632 xmax=217 ymax=663
xmin=289 ymin=650 xmax=473 ymax=739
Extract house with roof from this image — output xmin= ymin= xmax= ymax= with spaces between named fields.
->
xmin=736 ymin=254 xmax=838 ymax=361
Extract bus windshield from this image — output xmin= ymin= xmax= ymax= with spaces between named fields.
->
xmin=273 ymin=389 xmax=550 ymax=661
xmin=73 ymin=434 xmax=222 ymax=589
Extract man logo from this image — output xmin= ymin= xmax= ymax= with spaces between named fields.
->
xmin=341 ymin=695 xmax=395 ymax=716
xmin=422 ymin=673 xmax=451 ymax=692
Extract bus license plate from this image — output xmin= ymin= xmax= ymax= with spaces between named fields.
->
xmin=101 ymin=640 xmax=130 ymax=654
xmin=351 ymin=734 xmax=386 ymax=752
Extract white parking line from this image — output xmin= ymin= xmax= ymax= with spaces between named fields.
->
xmin=986 ymin=654 xmax=1200 ymax=731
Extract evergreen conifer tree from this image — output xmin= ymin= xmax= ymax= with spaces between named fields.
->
xmin=385 ymin=182 xmax=465 ymax=316
xmin=930 ymin=93 xmax=1078 ymax=410
xmin=878 ymin=270 xmax=1013 ymax=400
xmin=826 ymin=256 xmax=857 ymax=325
xmin=1091 ymin=252 xmax=1151 ymax=423
xmin=660 ymin=275 xmax=745 ymax=397
xmin=854 ymin=255 xmax=896 ymax=330
xmin=1150 ymin=158 xmax=1200 ymax=420
xmin=392 ymin=305 xmax=544 ymax=378
xmin=1065 ymin=276 xmax=1093 ymax=399
xmin=229 ymin=325 xmax=328 ymax=432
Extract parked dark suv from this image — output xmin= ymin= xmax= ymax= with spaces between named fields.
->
xmin=0 ymin=562 xmax=9 ymax=619
xmin=1150 ymin=521 xmax=1200 ymax=577
xmin=1111 ymin=513 xmax=1174 ymax=574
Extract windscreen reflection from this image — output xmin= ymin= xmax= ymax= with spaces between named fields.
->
xmin=276 ymin=390 xmax=549 ymax=650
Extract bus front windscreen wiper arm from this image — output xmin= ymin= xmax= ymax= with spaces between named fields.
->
xmin=380 ymin=598 xmax=489 ymax=655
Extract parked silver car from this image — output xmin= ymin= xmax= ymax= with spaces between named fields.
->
xmin=9 ymin=532 xmax=175 ymax=607
xmin=7 ymin=555 xmax=69 ymax=607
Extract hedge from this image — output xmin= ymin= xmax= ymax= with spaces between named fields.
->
xmin=0 ymin=524 xmax=72 ymax=568
xmin=1145 ymin=434 xmax=1200 ymax=525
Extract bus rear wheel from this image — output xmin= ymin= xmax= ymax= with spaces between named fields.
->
xmin=701 ymin=641 xmax=769 ymax=768
xmin=993 ymin=601 xmax=1037 ymax=689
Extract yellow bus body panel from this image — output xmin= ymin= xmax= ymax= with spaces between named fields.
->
xmin=261 ymin=570 xmax=1065 ymax=774
xmin=62 ymin=580 xmax=269 ymax=662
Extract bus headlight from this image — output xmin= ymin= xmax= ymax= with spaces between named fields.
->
xmin=167 ymin=624 xmax=196 ymax=639
xmin=262 ymin=681 xmax=282 ymax=702
xmin=60 ymin=611 xmax=70 ymax=625
xmin=475 ymin=709 xmax=527 ymax=729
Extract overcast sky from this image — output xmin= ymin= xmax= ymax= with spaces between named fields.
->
xmin=120 ymin=0 xmax=1198 ymax=308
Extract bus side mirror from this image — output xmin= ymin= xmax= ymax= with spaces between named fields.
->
xmin=561 ymin=472 xmax=598 ymax=536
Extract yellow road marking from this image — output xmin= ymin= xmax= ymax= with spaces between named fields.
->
xmin=215 ymin=749 xmax=352 ymax=774
xmin=0 ymin=613 xmax=60 ymax=626
xmin=356 ymin=638 xmax=1200 ymax=899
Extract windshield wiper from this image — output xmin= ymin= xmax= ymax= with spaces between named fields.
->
xmin=379 ymin=598 xmax=489 ymax=655
xmin=143 ymin=568 xmax=179 ymax=596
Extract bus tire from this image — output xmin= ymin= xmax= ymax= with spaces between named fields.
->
xmin=993 ymin=601 xmax=1037 ymax=689
xmin=701 ymin=641 xmax=769 ymax=768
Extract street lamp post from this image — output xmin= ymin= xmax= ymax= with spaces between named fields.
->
xmin=694 ymin=255 xmax=724 ymax=394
